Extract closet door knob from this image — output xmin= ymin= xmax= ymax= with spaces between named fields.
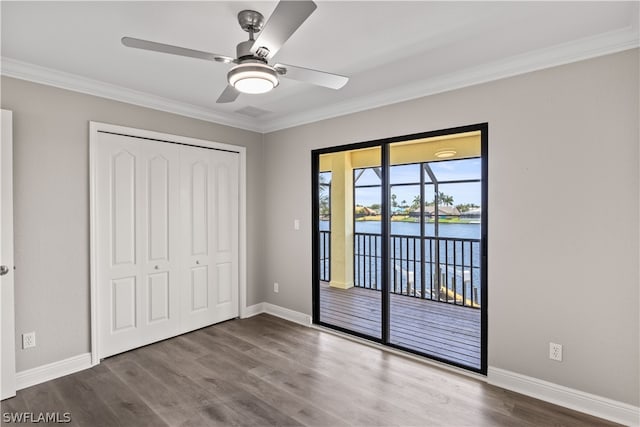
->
xmin=0 ymin=265 xmax=8 ymax=276
xmin=154 ymin=265 xmax=159 ymax=270
xmin=196 ymin=260 xmax=200 ymax=265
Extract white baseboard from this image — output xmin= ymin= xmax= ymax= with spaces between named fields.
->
xmin=488 ymin=367 xmax=640 ymax=426
xmin=262 ymin=303 xmax=312 ymax=326
xmin=241 ymin=302 xmax=265 ymax=319
xmin=241 ymin=302 xmax=312 ymax=326
xmin=16 ymin=353 xmax=92 ymax=391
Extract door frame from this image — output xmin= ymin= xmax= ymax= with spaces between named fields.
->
xmin=1 ymin=109 xmax=16 ymax=399
xmin=311 ymin=123 xmax=488 ymax=375
xmin=89 ymin=121 xmax=247 ymax=366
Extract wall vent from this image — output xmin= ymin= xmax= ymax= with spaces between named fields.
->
xmin=234 ymin=106 xmax=271 ymax=118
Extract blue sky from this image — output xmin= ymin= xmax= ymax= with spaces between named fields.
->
xmin=353 ymin=158 xmax=482 ymax=207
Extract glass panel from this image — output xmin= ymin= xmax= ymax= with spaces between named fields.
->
xmin=318 ymin=149 xmax=381 ymax=339
xmin=390 ymin=163 xmax=420 ymax=184
xmin=437 ymin=182 xmax=481 ymax=239
xmin=318 ymin=172 xmax=331 ymax=282
xmin=355 ymin=187 xmax=381 ymax=234
xmin=319 ymin=171 xmax=332 ymax=184
xmin=354 ymin=167 xmax=381 ymax=186
xmin=429 ymin=158 xmax=481 ymax=181
xmin=423 ymin=184 xmax=436 ymax=237
xmin=390 ymin=184 xmax=420 ymax=235
xmin=318 ymin=172 xmax=331 ymax=231
xmin=389 ymin=141 xmax=481 ymax=370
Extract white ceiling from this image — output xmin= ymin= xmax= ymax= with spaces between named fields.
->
xmin=2 ymin=1 xmax=638 ymax=132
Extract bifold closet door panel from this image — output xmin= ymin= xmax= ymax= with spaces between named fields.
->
xmin=96 ymin=133 xmax=181 ymax=358
xmin=179 ymin=146 xmax=239 ymax=332
xmin=211 ymin=150 xmax=239 ymax=323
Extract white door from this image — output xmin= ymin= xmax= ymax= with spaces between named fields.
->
xmin=1 ymin=109 xmax=16 ymax=400
xmin=95 ymin=132 xmax=181 ymax=358
xmin=95 ymin=132 xmax=239 ymax=359
xmin=180 ymin=146 xmax=239 ymax=331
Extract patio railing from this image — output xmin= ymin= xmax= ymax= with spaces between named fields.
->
xmin=319 ymin=230 xmax=330 ymax=282
xmin=354 ymin=232 xmax=481 ymax=308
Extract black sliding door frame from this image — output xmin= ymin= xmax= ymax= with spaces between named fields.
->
xmin=312 ymin=139 xmax=385 ymax=344
xmin=312 ymin=123 xmax=488 ymax=375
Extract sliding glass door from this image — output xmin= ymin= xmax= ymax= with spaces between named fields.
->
xmin=387 ymin=140 xmax=483 ymax=370
xmin=312 ymin=124 xmax=487 ymax=374
xmin=315 ymin=146 xmax=382 ymax=340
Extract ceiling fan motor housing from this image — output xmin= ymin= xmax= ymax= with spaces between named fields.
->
xmin=236 ymin=40 xmax=266 ymax=63
xmin=237 ymin=10 xmax=265 ymax=34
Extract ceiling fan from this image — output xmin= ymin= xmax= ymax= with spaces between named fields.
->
xmin=122 ymin=0 xmax=349 ymax=103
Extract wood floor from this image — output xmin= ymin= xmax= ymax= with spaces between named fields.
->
xmin=1 ymin=314 xmax=618 ymax=426
xmin=320 ymin=282 xmax=481 ymax=369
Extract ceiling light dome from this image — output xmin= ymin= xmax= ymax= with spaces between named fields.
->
xmin=227 ymin=63 xmax=279 ymax=94
xmin=434 ymin=149 xmax=457 ymax=159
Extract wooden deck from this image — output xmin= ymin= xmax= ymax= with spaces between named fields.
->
xmin=319 ymin=282 xmax=481 ymax=369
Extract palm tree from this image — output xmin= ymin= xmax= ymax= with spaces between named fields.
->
xmin=410 ymin=195 xmax=421 ymax=210
xmin=436 ymin=192 xmax=454 ymax=206
xmin=318 ymin=174 xmax=330 ymax=217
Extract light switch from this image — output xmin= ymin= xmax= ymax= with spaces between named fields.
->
xmin=294 ymin=219 xmax=300 ymax=230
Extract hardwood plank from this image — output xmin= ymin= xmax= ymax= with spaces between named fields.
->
xmin=49 ymin=371 xmax=122 ymax=427
xmin=220 ymin=318 xmax=488 ymax=425
xmin=200 ymin=320 xmax=435 ymax=425
xmin=105 ymin=354 xmax=215 ymax=426
xmin=0 ymin=392 xmax=30 ymax=414
xmin=80 ymin=364 xmax=168 ymax=427
xmin=1 ymin=314 xmax=621 ymax=427
xmin=140 ymin=331 xmax=313 ymax=426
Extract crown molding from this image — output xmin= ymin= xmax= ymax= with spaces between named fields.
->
xmin=260 ymin=26 xmax=640 ymax=133
xmin=2 ymin=25 xmax=638 ymax=134
xmin=0 ymin=57 xmax=262 ymax=133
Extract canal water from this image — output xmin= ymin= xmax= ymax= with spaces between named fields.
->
xmin=320 ymin=220 xmax=481 ymax=239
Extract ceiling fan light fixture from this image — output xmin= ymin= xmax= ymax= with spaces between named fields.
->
xmin=228 ymin=63 xmax=279 ymax=94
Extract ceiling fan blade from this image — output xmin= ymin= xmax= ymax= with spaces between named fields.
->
xmin=122 ymin=37 xmax=235 ymax=63
xmin=216 ymin=85 xmax=240 ymax=103
xmin=275 ymin=63 xmax=348 ymax=89
xmin=250 ymin=0 xmax=317 ymax=60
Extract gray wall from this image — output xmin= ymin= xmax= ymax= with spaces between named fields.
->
xmin=263 ymin=50 xmax=639 ymax=405
xmin=1 ymin=77 xmax=265 ymax=372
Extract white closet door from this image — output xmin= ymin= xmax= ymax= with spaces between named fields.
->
xmin=96 ymin=133 xmax=181 ymax=358
xmin=180 ymin=146 xmax=239 ymax=331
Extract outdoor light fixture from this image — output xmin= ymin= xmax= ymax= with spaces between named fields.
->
xmin=434 ymin=149 xmax=457 ymax=159
xmin=227 ymin=62 xmax=279 ymax=94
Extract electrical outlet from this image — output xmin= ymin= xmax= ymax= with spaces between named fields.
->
xmin=22 ymin=332 xmax=36 ymax=349
xmin=549 ymin=342 xmax=562 ymax=361
xmin=273 ymin=282 xmax=279 ymax=293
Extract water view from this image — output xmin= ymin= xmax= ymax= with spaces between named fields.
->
xmin=319 ymin=220 xmax=482 ymax=302
xmin=320 ymin=220 xmax=480 ymax=239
